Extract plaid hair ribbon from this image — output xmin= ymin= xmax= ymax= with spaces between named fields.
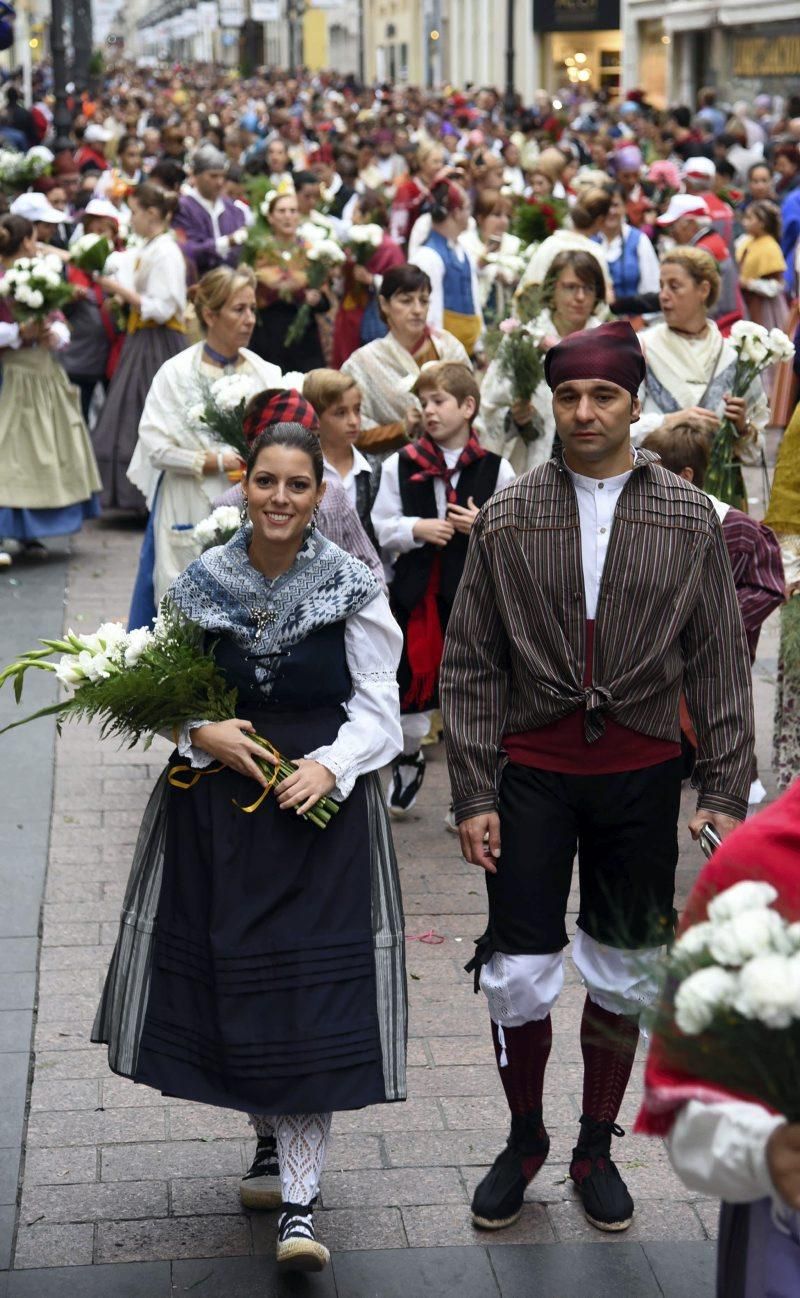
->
xmin=243 ymin=389 xmax=320 ymax=446
xmin=401 ymin=430 xmax=486 ymax=504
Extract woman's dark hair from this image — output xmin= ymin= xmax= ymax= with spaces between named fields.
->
xmin=356 ymin=188 xmax=390 ymax=228
xmin=746 ymin=199 xmax=782 ymax=240
xmin=748 ymin=160 xmax=771 ymax=179
xmin=148 ymin=160 xmax=185 ymax=191
xmin=541 ymin=249 xmax=607 ymax=310
xmin=0 ymin=214 xmax=34 ymax=257
xmin=118 ymin=133 xmax=142 ymax=160
xmin=245 ymin=423 xmax=324 ymax=486
xmin=132 ymin=181 xmax=179 ymax=220
xmin=378 ymin=263 xmax=432 ymax=302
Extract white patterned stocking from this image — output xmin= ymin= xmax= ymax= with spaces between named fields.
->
xmin=270 ymin=1112 xmax=332 ymax=1205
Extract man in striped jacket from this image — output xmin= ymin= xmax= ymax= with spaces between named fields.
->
xmin=440 ymin=320 xmax=754 ymax=1238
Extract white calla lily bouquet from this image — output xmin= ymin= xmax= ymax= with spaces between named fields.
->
xmin=284 ymin=238 xmax=345 ymax=348
xmin=343 ymin=223 xmax=384 ymax=265
xmin=649 ymin=880 xmax=800 ymax=1120
xmin=187 ymin=372 xmax=260 ymax=463
xmin=0 ymin=254 xmax=74 ymax=321
xmin=192 ymin=505 xmax=242 ymax=552
xmin=705 ymin=322 xmax=795 ymax=505
xmin=0 ymin=613 xmax=339 ymax=829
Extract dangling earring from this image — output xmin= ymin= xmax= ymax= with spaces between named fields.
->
xmin=303 ymin=503 xmax=320 ymax=542
xmin=240 ymin=496 xmax=249 ymax=526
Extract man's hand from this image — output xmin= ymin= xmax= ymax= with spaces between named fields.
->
xmin=458 ymin=812 xmax=501 ymax=874
xmin=412 ymin=517 xmax=455 ymax=547
xmin=767 ymin=1123 xmax=800 ymax=1211
xmin=688 ymin=810 xmax=741 ymax=843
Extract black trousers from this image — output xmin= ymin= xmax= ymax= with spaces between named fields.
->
xmin=486 ymin=759 xmax=683 ymax=955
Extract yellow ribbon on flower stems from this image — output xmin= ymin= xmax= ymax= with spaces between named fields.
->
xmin=167 ymin=737 xmax=283 ymax=815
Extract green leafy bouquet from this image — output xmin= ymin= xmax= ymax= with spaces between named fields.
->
xmin=496 ymin=317 xmax=546 ymax=404
xmin=511 ymin=196 xmax=567 ymax=249
xmin=69 ymin=233 xmax=113 ymax=275
xmin=284 ymin=237 xmax=345 ymax=348
xmin=187 ymin=372 xmax=260 ymax=462
xmin=0 ymin=614 xmax=339 ymax=829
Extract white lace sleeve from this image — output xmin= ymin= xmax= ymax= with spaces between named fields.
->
xmin=175 ymin=720 xmax=217 ymax=768
xmin=305 ymin=591 xmax=403 ymax=800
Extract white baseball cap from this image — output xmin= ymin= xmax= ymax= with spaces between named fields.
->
xmin=656 ymin=194 xmax=710 ymax=226
xmin=84 ymin=123 xmax=113 ymax=144
xmin=83 ymin=198 xmax=121 ymax=224
xmin=681 ymin=155 xmax=716 ymax=181
xmin=9 ymin=191 xmax=66 ymax=223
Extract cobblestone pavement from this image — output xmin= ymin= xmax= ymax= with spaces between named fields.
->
xmin=0 ymin=490 xmax=779 ymax=1293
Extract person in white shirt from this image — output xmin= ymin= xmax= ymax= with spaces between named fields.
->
xmin=302 ymin=368 xmax=381 ymax=546
xmin=410 ymin=178 xmax=483 ymax=357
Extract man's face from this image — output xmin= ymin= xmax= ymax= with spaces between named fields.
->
xmin=419 ymin=387 xmax=474 ymax=445
xmin=671 ymin=216 xmax=697 ymax=245
xmin=267 ymin=140 xmax=288 ymax=172
xmin=553 ymin=380 xmax=640 ymax=466
xmin=296 ymin=182 xmax=320 ymax=215
xmin=196 ymin=169 xmax=226 ymax=202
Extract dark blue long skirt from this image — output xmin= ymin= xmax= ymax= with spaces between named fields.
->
xmin=133 ymin=704 xmax=387 ymax=1115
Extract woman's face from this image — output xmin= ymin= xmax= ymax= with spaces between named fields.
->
xmin=552 ymin=267 xmax=597 ymax=329
xmin=749 ymin=166 xmax=774 ymax=200
xmin=605 ymin=195 xmax=626 ymax=236
xmin=379 ymin=287 xmax=430 ymax=340
xmin=268 ymin=196 xmax=299 ymax=239
xmin=206 ymin=284 xmax=257 ymax=352
xmin=49 ymin=186 xmax=68 ymax=209
xmin=85 ymin=216 xmax=118 ymax=241
xmin=504 ymin=143 xmax=520 ymax=168
xmin=128 ymin=196 xmax=158 ymax=237
xmin=267 ymin=140 xmax=289 ymax=174
xmin=530 ymin=171 xmax=553 ymax=201
xmin=120 ymin=141 xmax=143 ymax=174
xmin=420 ymin=147 xmax=444 ymax=185
xmin=659 ymin=263 xmax=709 ymax=327
xmin=742 ymin=207 xmax=764 ymax=237
xmin=480 ymin=207 xmax=510 ymax=241
xmin=246 ymin=444 xmax=325 ymax=550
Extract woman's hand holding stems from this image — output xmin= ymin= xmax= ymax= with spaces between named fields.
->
xmin=190 ymin=719 xmax=336 ymax=816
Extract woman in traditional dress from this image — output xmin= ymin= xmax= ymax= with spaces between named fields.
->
xmin=479 ymin=249 xmax=608 ymax=475
xmin=635 ymin=248 xmax=769 ymax=458
xmin=460 ymin=190 xmax=525 ymax=327
xmin=591 ymin=184 xmax=660 ymax=303
xmin=390 ymin=139 xmax=445 ymax=250
xmin=248 ymin=191 xmax=331 ymax=375
xmin=330 ymin=191 xmax=404 ymax=368
xmin=126 ymin=265 xmax=282 ymax=627
xmin=0 ymin=214 xmax=102 ymax=559
xmin=736 ymin=201 xmax=789 ymax=333
xmin=341 ymin=263 xmax=470 ymax=455
xmin=514 ymin=186 xmax=613 ymax=303
xmin=91 ymin=181 xmax=188 ymax=510
xmin=94 ymin=420 xmax=406 ymax=1274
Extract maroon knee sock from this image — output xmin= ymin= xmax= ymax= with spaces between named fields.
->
xmin=491 ymin=1017 xmax=551 ymax=1181
xmin=579 ymin=994 xmax=640 ymax=1125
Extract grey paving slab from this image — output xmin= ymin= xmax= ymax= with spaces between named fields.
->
xmin=0 ymin=1056 xmax=28 ymax=1149
xmin=332 ymin=1245 xmax=500 ymax=1298
xmin=643 ymin=1240 xmax=716 ymax=1298
xmin=0 ymin=1014 xmax=32 ymax=1057
xmin=488 ymin=1241 xmax=663 ymax=1297
xmin=0 ymin=942 xmax=37 ymax=975
xmin=172 ymin=1255 xmax=338 ymax=1297
xmin=0 ymin=1152 xmax=19 ymax=1208
xmin=8 ymin=1261 xmax=171 ymax=1297
xmin=0 ymin=1206 xmax=13 ymax=1270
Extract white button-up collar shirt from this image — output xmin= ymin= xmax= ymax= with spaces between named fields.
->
xmin=322 ymin=446 xmax=373 ymax=510
xmin=564 ymin=453 xmax=637 ymax=620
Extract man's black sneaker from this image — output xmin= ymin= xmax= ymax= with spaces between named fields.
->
xmin=239 ymin=1136 xmax=281 ymax=1210
xmin=387 ymin=749 xmax=426 ymax=817
xmin=569 ymin=1116 xmax=634 ymax=1232
xmin=276 ymin=1201 xmax=330 ymax=1271
xmin=471 ymin=1113 xmax=550 ymax=1230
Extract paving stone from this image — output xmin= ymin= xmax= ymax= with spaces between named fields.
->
xmin=384 ymin=1129 xmax=512 ymax=1169
xmin=95 ymin=1213 xmax=251 ymax=1263
xmin=0 ymin=973 xmax=36 ymax=1012
xmin=101 ymin=1076 xmax=177 ymax=1109
xmin=0 ymin=1148 xmax=19 ymax=1205
xmin=169 ymin=1177 xmax=243 ymax=1217
xmin=265 ymin=1207 xmax=406 ymax=1253
xmin=332 ymin=1245 xmax=500 ymax=1298
xmin=440 ymin=1093 xmax=578 ymax=1130
xmin=0 ymin=1205 xmax=12 ymax=1269
xmin=488 ymin=1241 xmax=662 ymax=1297
xmin=23 ymin=1147 xmax=98 ymax=1186
xmin=13 ymin=1220 xmax=95 ymax=1269
xmin=172 ymin=1255 xmax=338 ymax=1297
xmin=40 ymin=923 xmax=100 ymax=949
xmin=20 ymin=1179 xmax=167 ymax=1224
xmin=547 ymin=1197 xmax=706 ymax=1243
xmin=331 ymin=1100 xmax=443 ymax=1134
xmin=407 ymin=1202 xmax=555 ymax=1249
xmin=321 ymin=1166 xmax=467 ymax=1210
xmin=167 ymin=1105 xmax=251 ymax=1141
xmin=32 ymin=1049 xmax=110 ymax=1080
xmin=0 ymin=939 xmax=37 ymax=974
xmin=39 ymin=945 xmax=111 ymax=972
xmin=101 ymin=1140 xmax=245 ymax=1183
xmin=29 ymin=1077 xmax=100 ymax=1112
xmin=406 ymin=1065 xmax=502 ymax=1098
xmin=26 ymin=1107 xmax=167 ymax=1148
xmin=693 ymin=1200 xmax=720 ymax=1240
xmin=7 ymin=1262 xmax=172 ymax=1297
xmin=0 ymin=1011 xmax=32 ymax=1054
xmin=643 ymin=1240 xmax=716 ymax=1297
xmin=323 ymin=1135 xmax=386 ymax=1171
xmin=427 ymin=1037 xmax=491 ymax=1067
xmin=36 ymin=969 xmax=103 ymax=998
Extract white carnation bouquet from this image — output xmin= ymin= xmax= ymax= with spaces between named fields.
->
xmin=705 ymin=322 xmax=795 ymax=505
xmin=343 ymin=223 xmax=383 ymax=265
xmin=192 ymin=504 xmax=242 ymax=552
xmin=0 ymin=254 xmax=74 ymax=321
xmin=0 ymin=145 xmax=53 ymax=189
xmin=0 ymin=613 xmax=339 ymax=829
xmin=69 ymin=233 xmax=113 ymax=275
xmin=649 ymin=880 xmax=800 ymax=1120
xmin=188 ymin=372 xmax=260 ymax=463
xmin=284 ymin=237 xmax=345 ymax=347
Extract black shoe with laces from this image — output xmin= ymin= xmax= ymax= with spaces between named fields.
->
xmin=471 ymin=1113 xmax=550 ymax=1230
xmin=239 ymin=1136 xmax=281 ymax=1210
xmin=569 ymin=1116 xmax=634 ymax=1232
xmin=276 ymin=1200 xmax=330 ymax=1271
xmin=387 ymin=749 xmax=426 ymax=817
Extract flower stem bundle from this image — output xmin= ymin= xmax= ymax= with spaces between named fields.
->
xmin=497 ymin=317 xmax=545 ymax=404
xmin=283 ymin=240 xmax=345 ymax=348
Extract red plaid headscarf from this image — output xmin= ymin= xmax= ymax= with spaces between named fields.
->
xmin=400 ymin=430 xmax=486 ymax=505
xmin=242 ymin=389 xmax=320 ymax=446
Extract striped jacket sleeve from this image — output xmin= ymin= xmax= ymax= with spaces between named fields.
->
xmin=680 ymin=515 xmax=755 ymax=821
xmin=440 ymin=516 xmax=511 ymax=822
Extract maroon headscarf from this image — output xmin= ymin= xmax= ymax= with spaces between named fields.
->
xmin=242 ymin=389 xmax=320 ymax=446
xmin=544 ymin=320 xmax=646 ymax=398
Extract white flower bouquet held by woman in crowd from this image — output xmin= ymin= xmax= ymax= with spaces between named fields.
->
xmin=0 ymin=614 xmax=339 ymax=829
xmin=283 ymin=238 xmax=345 ymax=348
xmin=0 ymin=253 xmax=74 ymax=321
xmin=0 ymin=145 xmax=53 ymax=190
xmin=192 ymin=504 xmax=242 ymax=552
xmin=187 ymin=372 xmax=260 ymax=464
xmin=644 ymin=880 xmax=800 ymax=1122
xmin=69 ymin=232 xmax=112 ymax=275
xmin=705 ymin=322 xmax=795 ymax=505
xmin=342 ymin=224 xmax=384 ymax=266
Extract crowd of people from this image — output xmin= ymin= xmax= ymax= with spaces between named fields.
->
xmin=1 ymin=62 xmax=800 ymax=1284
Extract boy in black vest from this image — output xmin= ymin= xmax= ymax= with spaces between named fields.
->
xmin=371 ymin=361 xmax=515 ymax=822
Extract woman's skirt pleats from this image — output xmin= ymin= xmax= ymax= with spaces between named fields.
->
xmin=96 ymin=706 xmax=406 ymax=1115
